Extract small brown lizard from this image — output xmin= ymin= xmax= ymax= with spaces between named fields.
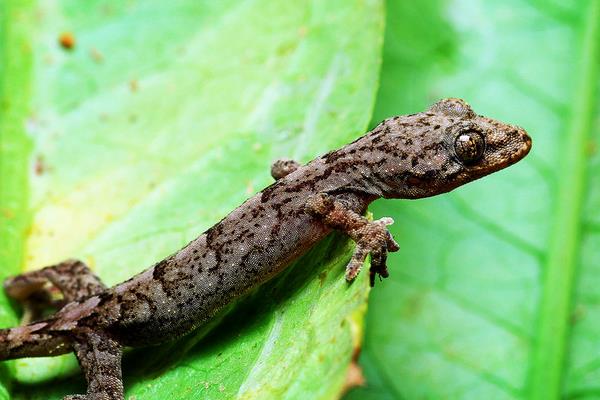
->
xmin=0 ymin=98 xmax=531 ymax=399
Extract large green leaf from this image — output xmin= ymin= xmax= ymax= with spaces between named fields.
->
xmin=346 ymin=0 xmax=600 ymax=399
xmin=0 ymin=0 xmax=384 ymax=398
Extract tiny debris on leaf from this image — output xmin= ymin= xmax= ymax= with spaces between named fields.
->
xmin=58 ymin=32 xmax=76 ymax=50
xmin=90 ymin=47 xmax=104 ymax=63
xmin=34 ymin=155 xmax=46 ymax=175
xmin=341 ymin=360 xmax=366 ymax=395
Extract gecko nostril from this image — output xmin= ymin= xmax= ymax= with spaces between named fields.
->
xmin=522 ymin=131 xmax=532 ymax=147
xmin=513 ymin=126 xmax=532 ymax=148
xmin=519 ymin=133 xmax=532 ymax=158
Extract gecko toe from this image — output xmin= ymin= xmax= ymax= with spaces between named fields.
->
xmin=345 ymin=246 xmax=369 ymax=282
xmin=369 ymin=249 xmax=390 ymax=287
xmin=386 ymin=232 xmax=400 ymax=252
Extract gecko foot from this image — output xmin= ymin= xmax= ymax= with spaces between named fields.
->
xmin=345 ymin=217 xmax=399 ymax=287
xmin=271 ymin=158 xmax=300 ymax=180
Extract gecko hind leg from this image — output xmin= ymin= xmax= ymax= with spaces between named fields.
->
xmin=4 ymin=259 xmax=106 ymax=324
xmin=0 ymin=320 xmax=73 ymax=360
xmin=270 ymin=158 xmax=300 ymax=180
xmin=65 ymin=331 xmax=124 ymax=400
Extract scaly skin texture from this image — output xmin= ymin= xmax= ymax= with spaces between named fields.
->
xmin=0 ymin=99 xmax=531 ymax=399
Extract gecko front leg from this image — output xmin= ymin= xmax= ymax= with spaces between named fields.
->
xmin=271 ymin=159 xmax=300 ymax=180
xmin=66 ymin=331 xmax=123 ymax=400
xmin=306 ymin=193 xmax=399 ymax=286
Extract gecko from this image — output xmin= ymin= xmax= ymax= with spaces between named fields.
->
xmin=0 ymin=98 xmax=531 ymax=399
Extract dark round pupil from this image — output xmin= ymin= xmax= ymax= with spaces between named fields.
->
xmin=454 ymin=131 xmax=484 ymax=164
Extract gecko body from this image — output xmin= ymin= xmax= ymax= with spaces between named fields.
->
xmin=0 ymin=99 xmax=531 ymax=399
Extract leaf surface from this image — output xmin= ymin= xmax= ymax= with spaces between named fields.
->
xmin=0 ymin=0 xmax=384 ymax=398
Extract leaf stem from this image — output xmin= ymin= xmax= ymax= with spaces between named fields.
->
xmin=528 ymin=1 xmax=600 ymax=399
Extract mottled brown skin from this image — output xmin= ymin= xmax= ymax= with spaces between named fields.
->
xmin=0 ymin=99 xmax=531 ymax=399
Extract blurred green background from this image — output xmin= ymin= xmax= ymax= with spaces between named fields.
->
xmin=1 ymin=0 xmax=599 ymax=399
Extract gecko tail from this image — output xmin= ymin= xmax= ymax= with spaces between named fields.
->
xmin=0 ymin=321 xmax=72 ymax=360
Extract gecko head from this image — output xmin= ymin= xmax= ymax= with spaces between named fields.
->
xmin=380 ymin=98 xmax=532 ymax=198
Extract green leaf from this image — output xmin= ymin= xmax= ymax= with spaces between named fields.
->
xmin=345 ymin=1 xmax=600 ymax=399
xmin=0 ymin=0 xmax=384 ymax=398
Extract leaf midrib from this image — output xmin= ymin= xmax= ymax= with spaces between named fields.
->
xmin=528 ymin=1 xmax=600 ymax=399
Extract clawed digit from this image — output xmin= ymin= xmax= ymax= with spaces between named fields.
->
xmin=344 ymin=247 xmax=369 ymax=282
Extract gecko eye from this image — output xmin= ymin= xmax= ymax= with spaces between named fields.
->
xmin=454 ymin=130 xmax=485 ymax=164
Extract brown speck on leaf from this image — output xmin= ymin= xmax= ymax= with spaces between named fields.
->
xmin=34 ymin=155 xmax=46 ymax=175
xmin=90 ymin=47 xmax=104 ymax=63
xmin=129 ymin=80 xmax=138 ymax=93
xmin=58 ymin=32 xmax=75 ymax=50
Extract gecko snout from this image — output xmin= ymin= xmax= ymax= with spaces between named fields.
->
xmin=514 ymin=125 xmax=532 ymax=159
xmin=492 ymin=124 xmax=532 ymax=171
